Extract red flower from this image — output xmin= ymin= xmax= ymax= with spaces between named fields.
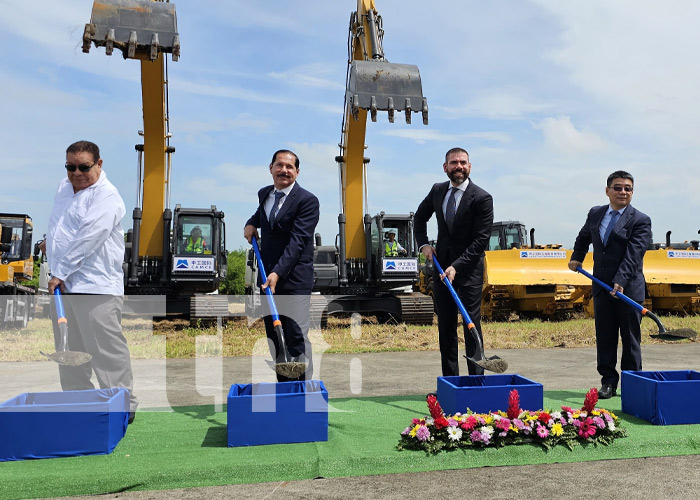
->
xmin=538 ymin=412 xmax=551 ymax=424
xmin=507 ymin=389 xmax=521 ymax=420
xmin=427 ymin=394 xmax=445 ymax=420
xmin=582 ymin=388 xmax=598 ymax=413
xmin=461 ymin=415 xmax=478 ymax=431
xmin=434 ymin=416 xmax=450 ymax=430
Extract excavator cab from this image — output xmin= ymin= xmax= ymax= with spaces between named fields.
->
xmin=82 ymin=0 xmax=180 ymax=60
xmin=369 ymin=214 xmax=418 ymax=289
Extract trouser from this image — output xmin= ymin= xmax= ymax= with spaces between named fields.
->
xmin=262 ymin=293 xmax=313 ymax=382
xmin=593 ymin=292 xmax=643 ymax=388
xmin=434 ymin=280 xmax=484 ymax=376
xmin=51 ymin=294 xmax=138 ymax=411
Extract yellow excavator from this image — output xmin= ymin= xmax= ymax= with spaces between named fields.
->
xmin=0 ymin=214 xmax=37 ymax=328
xmin=82 ymin=0 xmax=228 ymax=317
xmin=643 ymin=231 xmax=700 ymax=314
xmin=310 ymin=0 xmax=433 ymax=325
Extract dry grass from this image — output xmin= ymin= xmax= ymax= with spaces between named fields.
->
xmin=2 ymin=313 xmax=698 ymax=362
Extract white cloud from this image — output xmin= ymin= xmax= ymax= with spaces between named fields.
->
xmin=536 ymin=116 xmax=610 ymax=155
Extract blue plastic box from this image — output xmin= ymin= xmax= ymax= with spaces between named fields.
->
xmin=621 ymin=370 xmax=700 ymax=425
xmin=227 ymin=380 xmax=328 ymax=447
xmin=0 ymin=388 xmax=129 ymax=462
xmin=437 ymin=374 xmax=543 ymax=415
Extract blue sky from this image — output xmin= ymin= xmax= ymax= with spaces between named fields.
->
xmin=2 ymin=0 xmax=699 ymax=253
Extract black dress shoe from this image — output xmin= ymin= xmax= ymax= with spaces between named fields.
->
xmin=598 ymin=384 xmax=617 ymax=399
xmin=128 ymin=411 xmax=135 ymax=424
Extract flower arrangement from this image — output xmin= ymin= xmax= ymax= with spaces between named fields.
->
xmin=398 ymin=388 xmax=626 ymax=453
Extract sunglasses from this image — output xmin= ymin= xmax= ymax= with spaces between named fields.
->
xmin=65 ymin=162 xmax=96 ymax=172
xmin=611 ymin=185 xmax=633 ymax=192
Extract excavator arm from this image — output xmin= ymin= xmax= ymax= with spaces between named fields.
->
xmin=338 ymin=0 xmax=428 ymax=261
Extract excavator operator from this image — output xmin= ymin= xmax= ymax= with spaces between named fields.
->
xmin=384 ymin=229 xmax=406 ymax=257
xmin=185 ymin=226 xmax=206 ymax=254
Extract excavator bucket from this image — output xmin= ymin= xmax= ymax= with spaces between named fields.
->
xmin=82 ymin=0 xmax=180 ymax=61
xmin=347 ymin=60 xmax=428 ymax=124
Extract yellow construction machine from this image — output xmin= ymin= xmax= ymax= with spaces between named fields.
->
xmin=311 ymin=0 xmax=433 ymax=324
xmin=643 ymin=231 xmax=700 ymax=314
xmin=82 ymin=0 xmax=228 ymax=317
xmin=481 ymin=221 xmax=592 ymax=320
xmin=0 ymin=214 xmax=37 ymax=328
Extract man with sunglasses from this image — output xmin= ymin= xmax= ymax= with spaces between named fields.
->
xmin=568 ymin=171 xmax=652 ymax=399
xmin=45 ymin=140 xmax=137 ymax=422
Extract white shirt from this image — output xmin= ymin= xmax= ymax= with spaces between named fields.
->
xmin=264 ymin=181 xmax=295 ymax=220
xmin=47 ymin=171 xmax=126 ymax=295
xmin=442 ymin=178 xmax=469 ymax=219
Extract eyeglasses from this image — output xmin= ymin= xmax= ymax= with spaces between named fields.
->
xmin=611 ymin=185 xmax=633 ymax=192
xmin=65 ymin=162 xmax=96 ymax=172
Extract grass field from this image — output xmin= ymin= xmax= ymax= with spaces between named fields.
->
xmin=1 ymin=312 xmax=698 ymax=362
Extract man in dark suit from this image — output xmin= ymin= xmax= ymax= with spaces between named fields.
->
xmin=414 ymin=147 xmax=494 ymax=376
xmin=244 ymin=149 xmax=320 ymax=381
xmin=568 ymin=171 xmax=652 ymax=399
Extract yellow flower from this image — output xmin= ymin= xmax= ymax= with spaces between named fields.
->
xmin=510 ymin=425 xmax=519 ymax=434
xmin=572 ymin=412 xmax=580 ymax=419
xmin=550 ymin=423 xmax=564 ymax=436
xmin=409 ymin=425 xmax=419 ymax=438
xmin=484 ymin=415 xmax=494 ymax=425
xmin=592 ymin=410 xmax=600 ymax=416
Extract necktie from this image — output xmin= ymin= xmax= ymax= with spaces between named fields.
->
xmin=445 ymin=187 xmax=458 ymax=229
xmin=269 ymin=191 xmax=285 ymax=226
xmin=603 ymin=210 xmax=619 ymax=245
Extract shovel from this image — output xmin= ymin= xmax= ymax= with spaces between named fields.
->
xmin=41 ymin=288 xmax=93 ymax=366
xmin=432 ymin=256 xmax=508 ymax=373
xmin=251 ymin=236 xmax=307 ymax=379
xmin=576 ymin=266 xmax=697 ymax=340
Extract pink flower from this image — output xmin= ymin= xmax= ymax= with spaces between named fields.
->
xmin=496 ymin=418 xmax=511 ymax=431
xmin=578 ymin=418 xmax=597 ymax=439
xmin=416 ymin=425 xmax=431 ymax=442
xmin=513 ymin=419 xmax=526 ymax=430
xmin=536 ymin=425 xmax=549 ymax=438
xmin=401 ymin=427 xmax=412 ymax=435
xmin=461 ymin=415 xmax=478 ymax=431
xmin=470 ymin=430 xmax=483 ymax=443
xmin=593 ymin=416 xmax=606 ymax=429
xmin=447 ymin=418 xmax=459 ymax=427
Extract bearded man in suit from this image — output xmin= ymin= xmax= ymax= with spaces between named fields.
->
xmin=414 ymin=147 xmax=494 ymax=376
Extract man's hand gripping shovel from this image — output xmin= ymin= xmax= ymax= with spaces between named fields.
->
xmin=252 ymin=236 xmax=307 ymax=379
xmin=432 ymin=255 xmax=508 ymax=373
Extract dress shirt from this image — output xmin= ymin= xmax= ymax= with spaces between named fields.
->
xmin=599 ymin=205 xmax=627 ymax=242
xmin=265 ymin=181 xmax=295 ymax=220
xmin=47 ymin=171 xmax=126 ymax=295
xmin=442 ymin=179 xmax=469 ymax=219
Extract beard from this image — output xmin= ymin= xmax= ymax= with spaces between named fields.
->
xmin=447 ymin=169 xmax=468 ymax=185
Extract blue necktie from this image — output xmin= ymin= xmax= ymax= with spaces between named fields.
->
xmin=269 ymin=191 xmax=285 ymax=226
xmin=603 ymin=210 xmax=619 ymax=245
xmin=445 ymin=187 xmax=458 ymax=229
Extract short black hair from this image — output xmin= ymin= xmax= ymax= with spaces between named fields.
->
xmin=445 ymin=147 xmax=469 ymax=163
xmin=607 ymin=170 xmax=634 ymax=187
xmin=66 ymin=140 xmax=100 ymax=163
xmin=271 ymin=149 xmax=299 ymax=169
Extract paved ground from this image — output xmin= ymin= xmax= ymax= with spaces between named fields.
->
xmin=3 ymin=343 xmax=700 ymax=499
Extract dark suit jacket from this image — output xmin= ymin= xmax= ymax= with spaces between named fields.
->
xmin=571 ymin=204 xmax=652 ymax=302
xmin=414 ymin=180 xmax=494 ymax=287
xmin=246 ymin=183 xmax=320 ymax=294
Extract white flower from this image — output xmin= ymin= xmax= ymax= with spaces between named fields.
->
xmin=480 ymin=425 xmax=494 ymax=437
xmin=551 ymin=411 xmax=562 ymax=420
xmin=425 ymin=417 xmax=434 ymax=426
xmin=447 ymin=426 xmax=463 ymax=441
xmin=607 ymin=421 xmax=616 ymax=432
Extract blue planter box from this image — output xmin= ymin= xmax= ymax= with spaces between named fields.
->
xmin=437 ymin=374 xmax=543 ymax=415
xmin=0 ymin=388 xmax=129 ymax=462
xmin=621 ymin=370 xmax=700 ymax=425
xmin=227 ymin=380 xmax=328 ymax=447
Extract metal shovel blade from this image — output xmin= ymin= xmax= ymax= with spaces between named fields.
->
xmin=41 ymin=350 xmax=93 ymax=367
xmin=466 ymin=325 xmax=508 ymax=373
xmin=83 ymin=0 xmax=180 ymax=60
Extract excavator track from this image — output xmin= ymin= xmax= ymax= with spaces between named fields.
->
xmin=398 ymin=292 xmax=434 ymax=325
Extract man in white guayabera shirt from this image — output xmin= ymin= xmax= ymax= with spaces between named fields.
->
xmin=45 ymin=140 xmax=137 ymax=423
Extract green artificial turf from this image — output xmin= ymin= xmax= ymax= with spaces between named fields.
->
xmin=1 ymin=390 xmax=699 ymax=500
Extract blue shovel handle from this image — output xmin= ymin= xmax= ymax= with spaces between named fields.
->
xmin=432 ymin=256 xmax=475 ymax=328
xmin=251 ymin=236 xmax=281 ymax=325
